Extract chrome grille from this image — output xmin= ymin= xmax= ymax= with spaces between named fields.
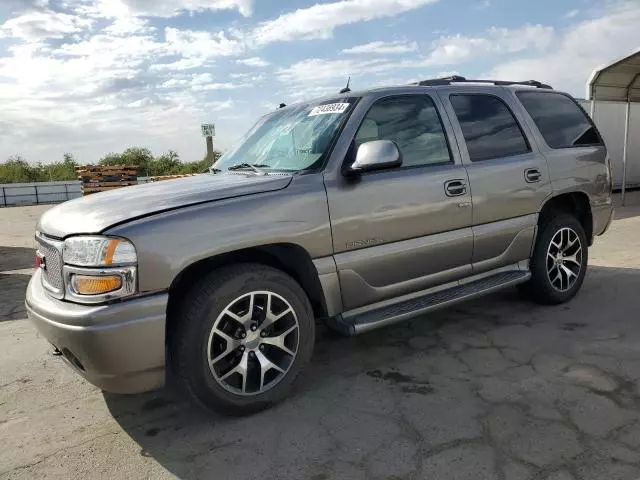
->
xmin=37 ymin=236 xmax=64 ymax=298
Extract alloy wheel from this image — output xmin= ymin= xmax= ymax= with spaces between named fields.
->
xmin=207 ymin=291 xmax=299 ymax=396
xmin=546 ymin=227 xmax=583 ymax=292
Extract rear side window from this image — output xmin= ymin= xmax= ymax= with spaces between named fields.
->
xmin=516 ymin=91 xmax=602 ymax=149
xmin=355 ymin=95 xmax=452 ymax=168
xmin=450 ymin=94 xmax=530 ymax=162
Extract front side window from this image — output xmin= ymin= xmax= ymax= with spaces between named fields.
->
xmin=214 ymin=98 xmax=357 ymax=172
xmin=450 ymin=94 xmax=530 ymax=162
xmin=516 ymin=91 xmax=602 ymax=149
xmin=354 ymin=95 xmax=451 ymax=168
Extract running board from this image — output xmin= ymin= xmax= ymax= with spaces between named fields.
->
xmin=330 ymin=270 xmax=530 ymax=336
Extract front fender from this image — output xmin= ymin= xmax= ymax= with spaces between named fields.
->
xmin=105 ymin=175 xmax=332 ymax=293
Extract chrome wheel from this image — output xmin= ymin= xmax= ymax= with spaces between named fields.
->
xmin=207 ymin=291 xmax=299 ymax=396
xmin=546 ymin=227 xmax=583 ymax=292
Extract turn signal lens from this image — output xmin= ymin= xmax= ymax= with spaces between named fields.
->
xmin=72 ymin=275 xmax=122 ymax=295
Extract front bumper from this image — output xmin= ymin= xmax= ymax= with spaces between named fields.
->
xmin=25 ymin=269 xmax=167 ymax=394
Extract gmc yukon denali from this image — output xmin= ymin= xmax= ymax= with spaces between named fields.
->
xmin=26 ymin=76 xmax=614 ymax=415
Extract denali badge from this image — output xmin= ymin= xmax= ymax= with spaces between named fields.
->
xmin=346 ymin=238 xmax=383 ymax=249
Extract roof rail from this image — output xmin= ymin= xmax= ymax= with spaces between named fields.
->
xmin=412 ymin=75 xmax=553 ymax=89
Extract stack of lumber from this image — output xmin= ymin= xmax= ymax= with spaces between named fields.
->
xmin=150 ymin=174 xmax=198 ymax=182
xmin=76 ymin=165 xmax=138 ymax=195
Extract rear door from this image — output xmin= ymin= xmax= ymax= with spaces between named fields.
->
xmin=439 ymin=87 xmax=552 ymax=274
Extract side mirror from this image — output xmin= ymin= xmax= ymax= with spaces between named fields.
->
xmin=348 ymin=140 xmax=402 ymax=175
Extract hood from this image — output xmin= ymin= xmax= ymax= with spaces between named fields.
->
xmin=38 ymin=172 xmax=293 ymax=238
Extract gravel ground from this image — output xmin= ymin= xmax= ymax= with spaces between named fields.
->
xmin=1 ymin=195 xmax=640 ymax=480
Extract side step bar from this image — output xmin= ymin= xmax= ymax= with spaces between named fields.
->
xmin=329 ymin=270 xmax=530 ymax=336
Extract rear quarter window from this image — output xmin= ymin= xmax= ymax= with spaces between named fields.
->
xmin=516 ymin=91 xmax=602 ymax=149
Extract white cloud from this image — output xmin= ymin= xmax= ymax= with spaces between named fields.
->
xmin=192 ymin=82 xmax=245 ymax=91
xmin=211 ymin=99 xmax=235 ymax=110
xmin=276 ymin=58 xmax=394 ymax=85
xmin=164 ymin=27 xmax=245 ymax=59
xmin=342 ymin=40 xmax=418 ymax=55
xmin=230 ymin=72 xmax=266 ymax=81
xmin=424 ymin=24 xmax=554 ymax=66
xmin=489 ymin=2 xmax=640 ymax=96
xmin=0 ymin=9 xmax=93 ymax=40
xmin=237 ymin=56 xmax=269 ymax=67
xmin=1 ymin=0 xmax=635 ymax=164
xmin=564 ymin=9 xmax=579 ymax=19
xmin=78 ymin=0 xmax=253 ymax=18
xmin=252 ymin=0 xmax=439 ymax=45
xmin=150 ymin=58 xmax=206 ymax=72
xmin=103 ymin=16 xmax=154 ymax=35
xmin=280 ymin=24 xmax=556 ymax=87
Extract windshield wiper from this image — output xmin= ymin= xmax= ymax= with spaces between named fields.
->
xmin=227 ymin=163 xmax=270 ymax=174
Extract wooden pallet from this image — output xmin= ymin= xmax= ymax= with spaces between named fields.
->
xmin=79 ymin=176 xmax=138 ymax=182
xmin=81 ymin=181 xmax=138 ymax=187
xmin=82 ymin=185 xmax=136 ymax=194
xmin=76 ymin=165 xmax=138 ymax=172
xmin=150 ymin=174 xmax=198 ymax=182
xmin=76 ymin=165 xmax=139 ymax=195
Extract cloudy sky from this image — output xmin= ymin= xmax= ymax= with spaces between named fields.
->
xmin=0 ymin=0 xmax=638 ymax=164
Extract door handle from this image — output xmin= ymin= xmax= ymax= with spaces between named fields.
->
xmin=525 ymin=168 xmax=542 ymax=183
xmin=445 ymin=179 xmax=467 ymax=197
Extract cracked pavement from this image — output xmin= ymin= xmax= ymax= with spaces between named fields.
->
xmin=2 ymin=199 xmax=640 ymax=480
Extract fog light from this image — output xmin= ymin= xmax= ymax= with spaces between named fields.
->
xmin=72 ymin=275 xmax=122 ymax=295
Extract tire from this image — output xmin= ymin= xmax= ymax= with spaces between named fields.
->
xmin=520 ymin=213 xmax=588 ymax=305
xmin=171 ymin=264 xmax=315 ymax=416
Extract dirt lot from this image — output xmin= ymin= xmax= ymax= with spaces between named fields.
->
xmin=2 ymin=197 xmax=640 ymax=480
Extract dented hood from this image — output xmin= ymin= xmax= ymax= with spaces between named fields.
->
xmin=38 ymin=172 xmax=292 ymax=238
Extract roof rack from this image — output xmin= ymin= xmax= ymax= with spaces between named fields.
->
xmin=412 ymin=75 xmax=553 ymax=89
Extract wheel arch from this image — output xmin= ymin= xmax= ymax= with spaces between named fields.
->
xmin=538 ymin=191 xmax=593 ymax=245
xmin=166 ymin=243 xmax=328 ymax=342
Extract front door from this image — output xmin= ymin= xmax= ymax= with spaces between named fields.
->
xmin=439 ymin=88 xmax=553 ymax=274
xmin=325 ymin=93 xmax=474 ymax=310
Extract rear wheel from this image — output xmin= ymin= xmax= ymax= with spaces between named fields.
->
xmin=171 ymin=264 xmax=315 ymax=415
xmin=521 ymin=214 xmax=588 ymax=305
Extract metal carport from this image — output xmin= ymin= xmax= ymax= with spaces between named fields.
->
xmin=588 ymin=49 xmax=640 ymax=205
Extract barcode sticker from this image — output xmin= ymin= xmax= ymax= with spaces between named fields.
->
xmin=308 ymin=103 xmax=350 ymax=117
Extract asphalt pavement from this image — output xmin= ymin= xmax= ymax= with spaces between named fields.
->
xmin=1 ymin=197 xmax=640 ymax=480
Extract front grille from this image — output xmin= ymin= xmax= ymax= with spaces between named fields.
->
xmin=37 ymin=236 xmax=64 ymax=298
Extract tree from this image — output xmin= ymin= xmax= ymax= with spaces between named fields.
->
xmin=1 ymin=147 xmax=224 ymax=183
xmin=98 ymin=152 xmax=123 ymax=165
xmin=151 ymin=150 xmax=181 ymax=176
xmin=0 ymin=155 xmax=42 ymax=183
xmin=46 ymin=153 xmax=78 ymax=181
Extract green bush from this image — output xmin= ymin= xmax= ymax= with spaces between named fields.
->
xmin=0 ymin=149 xmax=222 ymax=183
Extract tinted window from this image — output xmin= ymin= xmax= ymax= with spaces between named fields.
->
xmin=450 ymin=94 xmax=530 ymax=162
xmin=355 ymin=95 xmax=451 ymax=167
xmin=517 ymin=91 xmax=601 ymax=149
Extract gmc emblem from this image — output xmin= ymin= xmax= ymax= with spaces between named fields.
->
xmin=36 ymin=251 xmax=46 ymax=270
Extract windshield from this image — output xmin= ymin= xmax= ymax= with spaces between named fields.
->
xmin=213 ymin=98 xmax=357 ymax=172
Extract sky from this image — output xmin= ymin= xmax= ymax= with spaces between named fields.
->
xmin=0 ymin=0 xmax=638 ymax=164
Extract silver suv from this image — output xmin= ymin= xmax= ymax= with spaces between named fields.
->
xmin=26 ymin=76 xmax=614 ymax=415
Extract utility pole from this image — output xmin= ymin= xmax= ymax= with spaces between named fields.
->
xmin=201 ymin=124 xmax=216 ymax=164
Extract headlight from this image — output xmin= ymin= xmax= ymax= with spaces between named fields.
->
xmin=61 ymin=236 xmax=138 ymax=303
xmin=63 ymin=236 xmax=137 ymax=266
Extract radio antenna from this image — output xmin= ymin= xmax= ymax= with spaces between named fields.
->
xmin=339 ymin=77 xmax=351 ymax=94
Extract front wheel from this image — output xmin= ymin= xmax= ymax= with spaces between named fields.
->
xmin=171 ymin=264 xmax=315 ymax=415
xmin=521 ymin=214 xmax=588 ymax=305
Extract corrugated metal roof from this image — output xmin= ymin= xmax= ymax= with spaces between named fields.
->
xmin=587 ymin=49 xmax=640 ymax=102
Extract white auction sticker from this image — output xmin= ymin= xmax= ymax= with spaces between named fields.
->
xmin=308 ymin=103 xmax=350 ymax=117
